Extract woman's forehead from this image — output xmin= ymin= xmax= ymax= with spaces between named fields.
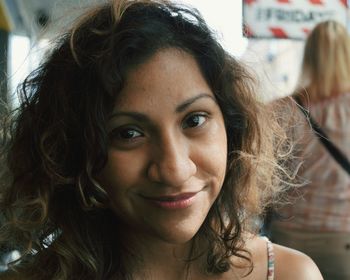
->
xmin=112 ymin=48 xmax=214 ymax=111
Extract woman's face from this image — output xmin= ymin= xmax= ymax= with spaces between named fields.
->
xmin=96 ymin=48 xmax=227 ymax=244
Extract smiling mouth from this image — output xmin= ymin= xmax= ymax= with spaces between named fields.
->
xmin=140 ymin=192 xmax=198 ymax=209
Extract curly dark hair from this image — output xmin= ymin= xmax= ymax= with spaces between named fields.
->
xmin=0 ymin=0 xmax=290 ymax=279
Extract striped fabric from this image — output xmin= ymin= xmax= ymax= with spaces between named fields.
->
xmin=274 ymin=93 xmax=350 ymax=232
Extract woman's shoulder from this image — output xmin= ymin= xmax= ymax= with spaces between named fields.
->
xmin=273 ymin=242 xmax=323 ymax=280
xmin=240 ymin=235 xmax=323 ymax=280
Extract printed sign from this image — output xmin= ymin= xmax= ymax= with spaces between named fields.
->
xmin=243 ymin=0 xmax=348 ymax=39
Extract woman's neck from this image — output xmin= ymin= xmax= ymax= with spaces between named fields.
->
xmin=122 ymin=230 xmax=207 ymax=280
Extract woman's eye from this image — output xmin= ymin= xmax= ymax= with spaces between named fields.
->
xmin=183 ymin=114 xmax=207 ymax=129
xmin=110 ymin=127 xmax=143 ymax=141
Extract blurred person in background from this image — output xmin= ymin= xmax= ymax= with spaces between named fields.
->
xmin=269 ymin=20 xmax=350 ymax=280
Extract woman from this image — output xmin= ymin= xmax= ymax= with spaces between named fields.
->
xmin=270 ymin=20 xmax=350 ymax=280
xmin=0 ymin=0 xmax=322 ymax=279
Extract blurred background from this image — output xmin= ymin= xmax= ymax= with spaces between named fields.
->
xmin=0 ymin=0 xmax=349 ymax=106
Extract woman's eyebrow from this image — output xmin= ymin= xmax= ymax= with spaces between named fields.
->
xmin=109 ymin=93 xmax=216 ymax=121
xmin=108 ymin=112 xmax=151 ymax=122
xmin=175 ymin=93 xmax=216 ymax=113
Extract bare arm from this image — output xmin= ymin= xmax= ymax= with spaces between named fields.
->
xmin=274 ymin=243 xmax=324 ymax=280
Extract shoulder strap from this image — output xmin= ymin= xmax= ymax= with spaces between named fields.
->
xmin=293 ymin=96 xmax=350 ymax=175
xmin=264 ymin=237 xmax=275 ymax=280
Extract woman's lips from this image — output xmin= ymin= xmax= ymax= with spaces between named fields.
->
xmin=141 ymin=192 xmax=198 ymax=209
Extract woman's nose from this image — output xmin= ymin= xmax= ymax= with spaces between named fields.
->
xmin=147 ymin=134 xmax=197 ymax=187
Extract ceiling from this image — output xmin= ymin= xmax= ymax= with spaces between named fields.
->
xmin=3 ymin=0 xmax=103 ymax=37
